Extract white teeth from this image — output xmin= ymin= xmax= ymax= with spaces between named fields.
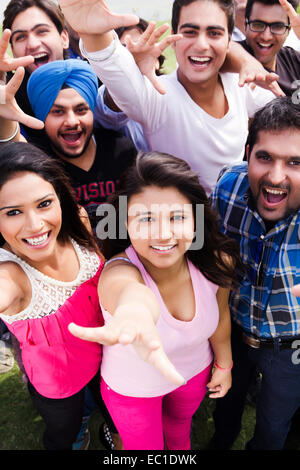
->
xmin=265 ymin=188 xmax=286 ymax=195
xmin=258 ymin=43 xmax=272 ymax=48
xmin=190 ymin=56 xmax=210 ymax=62
xmin=25 ymin=233 xmax=48 ymax=246
xmin=34 ymin=53 xmax=48 ymax=59
xmin=152 ymin=245 xmax=175 ymax=251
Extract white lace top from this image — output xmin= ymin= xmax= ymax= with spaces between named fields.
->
xmin=0 ymin=239 xmax=100 ymax=324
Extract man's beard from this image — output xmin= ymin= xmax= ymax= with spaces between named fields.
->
xmin=50 ymin=130 xmax=93 ymax=160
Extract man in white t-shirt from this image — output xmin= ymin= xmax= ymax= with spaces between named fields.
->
xmin=58 ymin=0 xmax=277 ymax=195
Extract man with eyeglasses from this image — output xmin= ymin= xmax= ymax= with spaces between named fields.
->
xmin=238 ymin=0 xmax=300 ymax=96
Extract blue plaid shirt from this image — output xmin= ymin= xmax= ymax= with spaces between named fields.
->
xmin=211 ymin=163 xmax=300 ymax=338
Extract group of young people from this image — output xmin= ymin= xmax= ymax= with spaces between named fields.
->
xmin=0 ymin=0 xmax=300 ymax=452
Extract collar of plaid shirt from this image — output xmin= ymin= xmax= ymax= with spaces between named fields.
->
xmin=212 ymin=163 xmax=300 ymax=338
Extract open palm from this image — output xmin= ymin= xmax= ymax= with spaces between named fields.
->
xmin=68 ymin=309 xmax=185 ymax=387
xmin=0 ymin=29 xmax=34 ymax=71
xmin=0 ymin=67 xmax=44 ymax=129
xmin=58 ymin=0 xmax=139 ymax=36
xmin=124 ymin=22 xmax=182 ymax=94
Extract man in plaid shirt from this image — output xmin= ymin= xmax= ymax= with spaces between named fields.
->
xmin=210 ymin=96 xmax=300 ymax=450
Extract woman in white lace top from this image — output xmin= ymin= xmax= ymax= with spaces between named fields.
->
xmin=0 ymin=141 xmax=105 ymax=449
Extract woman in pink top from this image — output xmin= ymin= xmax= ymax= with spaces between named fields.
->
xmin=70 ymin=151 xmax=244 ymax=450
xmin=0 ymin=142 xmax=105 ymax=449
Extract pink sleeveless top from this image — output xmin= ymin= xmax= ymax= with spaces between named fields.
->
xmin=100 ymin=246 xmax=219 ymax=397
xmin=0 ymin=240 xmax=104 ymax=399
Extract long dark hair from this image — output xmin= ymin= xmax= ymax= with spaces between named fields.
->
xmin=0 ymin=142 xmax=98 ymax=253
xmin=100 ymin=151 xmax=243 ymax=288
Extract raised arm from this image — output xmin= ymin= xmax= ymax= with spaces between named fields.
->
xmin=0 ymin=66 xmax=44 ymax=141
xmin=279 ymin=0 xmax=300 ymax=39
xmin=0 ymin=30 xmax=44 ymax=142
xmin=123 ymin=21 xmax=182 ymax=95
xmin=68 ymin=259 xmax=185 ymax=386
xmin=223 ymin=41 xmax=284 ymax=96
xmin=58 ymin=0 xmax=139 ymax=52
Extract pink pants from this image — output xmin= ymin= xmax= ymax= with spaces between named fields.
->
xmin=100 ymin=363 xmax=212 ymax=450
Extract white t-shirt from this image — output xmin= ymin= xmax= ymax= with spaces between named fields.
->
xmin=81 ymin=37 xmax=274 ymax=194
xmin=94 ymin=85 xmax=149 ymax=151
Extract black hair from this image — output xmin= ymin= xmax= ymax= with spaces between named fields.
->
xmin=245 ymin=0 xmax=298 ymax=21
xmin=171 ymin=0 xmax=235 ymax=35
xmin=3 ymin=0 xmax=67 ymax=33
xmin=247 ymin=96 xmax=300 ymax=156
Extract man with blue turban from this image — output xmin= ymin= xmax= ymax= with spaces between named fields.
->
xmin=25 ymin=59 xmax=137 ymax=233
xmin=27 ymin=59 xmax=98 ymax=123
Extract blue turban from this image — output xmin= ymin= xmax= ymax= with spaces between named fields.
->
xmin=27 ymin=59 xmax=99 ymax=122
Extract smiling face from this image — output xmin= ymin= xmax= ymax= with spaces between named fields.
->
xmin=247 ymin=129 xmax=300 ymax=223
xmin=245 ymin=2 xmax=289 ymax=70
xmin=0 ymin=172 xmax=62 ymax=265
xmin=44 ymin=88 xmax=94 ymax=160
xmin=173 ymin=0 xmax=230 ymax=89
xmin=127 ymin=185 xmax=195 ymax=272
xmin=10 ymin=6 xmax=69 ymax=74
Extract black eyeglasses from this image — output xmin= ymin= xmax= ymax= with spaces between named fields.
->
xmin=246 ymin=20 xmax=290 ymax=35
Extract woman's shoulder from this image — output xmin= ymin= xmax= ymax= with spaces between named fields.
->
xmin=101 ymin=250 xmax=143 ymax=281
xmin=103 ymin=251 xmax=133 ymax=272
xmin=0 ymin=258 xmax=28 ymax=280
xmin=0 ymin=260 xmax=31 ymax=316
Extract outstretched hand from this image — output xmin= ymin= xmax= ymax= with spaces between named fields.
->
xmin=0 ymin=67 xmax=44 ymax=129
xmin=68 ymin=306 xmax=185 ymax=386
xmin=124 ymin=22 xmax=182 ymax=95
xmin=58 ymin=0 xmax=139 ymax=36
xmin=0 ymin=29 xmax=34 ymax=71
xmin=239 ymin=69 xmax=285 ymax=97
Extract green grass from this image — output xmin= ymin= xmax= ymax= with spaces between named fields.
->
xmin=157 ymin=20 xmax=177 ymax=75
xmin=2 ymin=360 xmax=299 ymax=451
xmin=0 ymin=361 xmax=257 ymax=451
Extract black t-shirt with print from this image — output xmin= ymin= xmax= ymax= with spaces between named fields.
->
xmin=29 ymin=126 xmax=137 ymax=232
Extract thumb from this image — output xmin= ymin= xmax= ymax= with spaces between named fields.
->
xmin=19 ymin=112 xmax=44 ymax=130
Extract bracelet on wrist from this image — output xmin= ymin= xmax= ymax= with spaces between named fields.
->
xmin=0 ymin=122 xmax=19 ymax=143
xmin=214 ymin=360 xmax=233 ymax=371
